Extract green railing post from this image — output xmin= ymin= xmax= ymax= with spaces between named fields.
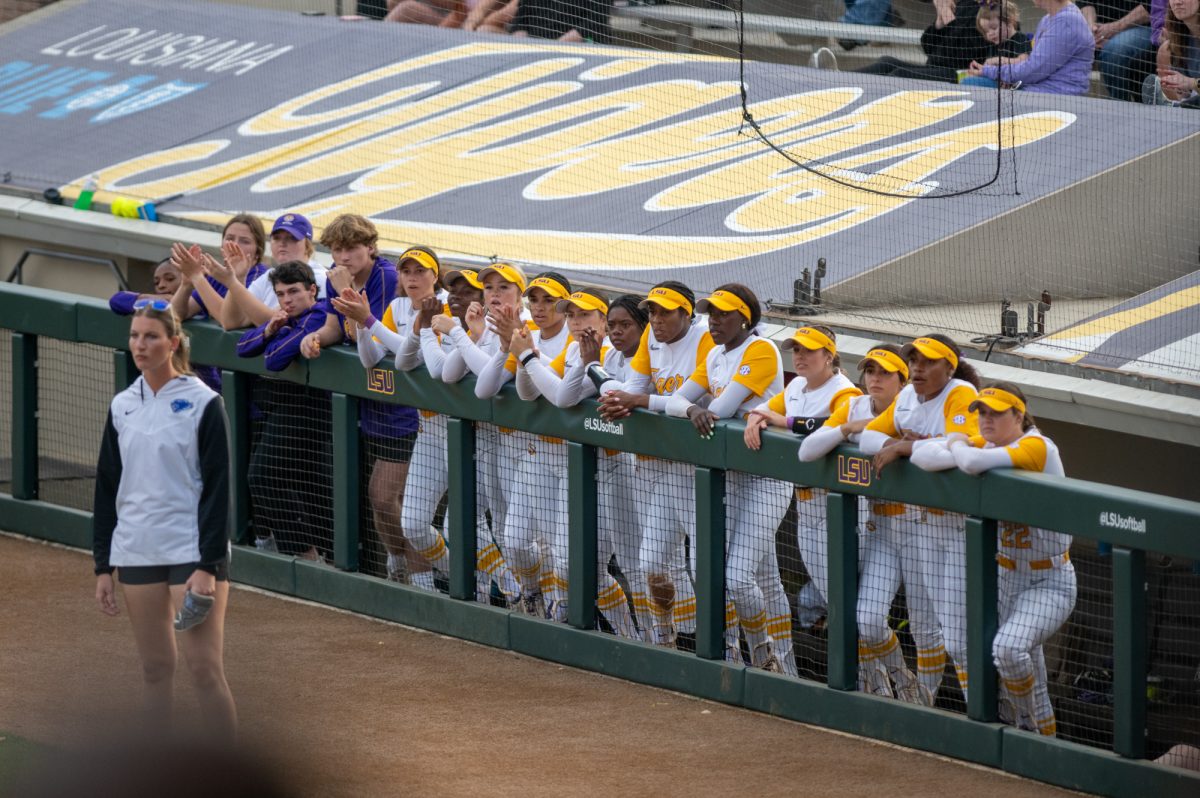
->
xmin=221 ymin=370 xmax=252 ymax=545
xmin=12 ymin=333 xmax=38 ymax=500
xmin=331 ymin=393 xmax=360 ymax=572
xmin=695 ymin=466 xmax=726 ymax=660
xmin=1113 ymin=545 xmax=1147 ymax=758
xmin=966 ymin=516 xmax=998 ymax=722
xmin=113 ymin=350 xmax=137 ymax=391
xmin=827 ymin=491 xmax=859 ymax=691
xmin=446 ymin=418 xmax=477 ymax=601
xmin=567 ymin=441 xmax=598 ymax=630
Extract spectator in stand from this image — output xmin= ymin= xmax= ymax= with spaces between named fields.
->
xmin=1085 ymin=1 xmax=1156 ymax=101
xmin=385 ymin=0 xmax=473 ymax=27
xmin=966 ymin=0 xmax=1095 ymax=94
xmin=300 ymin=215 xmax=420 ymax=581
xmin=464 ymin=0 xmax=519 ymax=33
xmin=1145 ymin=0 xmax=1200 ymax=102
xmin=510 ymin=0 xmax=612 ymax=42
xmin=857 ymin=0 xmax=1030 ymax=83
xmin=108 ymin=257 xmax=181 ymax=315
xmin=208 ymin=213 xmax=328 ymax=332
xmin=839 ymin=0 xmax=903 ymax=49
xmin=237 ymin=262 xmax=334 ymax=563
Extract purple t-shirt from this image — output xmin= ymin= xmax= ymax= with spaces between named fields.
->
xmin=982 ymin=3 xmax=1094 ymax=95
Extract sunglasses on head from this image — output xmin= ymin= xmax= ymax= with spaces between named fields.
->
xmin=134 ymin=298 xmax=171 ymax=311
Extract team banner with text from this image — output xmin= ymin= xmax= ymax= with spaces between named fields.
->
xmin=0 ymin=0 xmax=1196 ymax=319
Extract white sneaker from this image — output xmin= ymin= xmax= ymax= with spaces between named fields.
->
xmin=254 ymin=535 xmax=278 ymax=553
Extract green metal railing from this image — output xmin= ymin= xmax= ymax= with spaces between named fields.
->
xmin=3 ymin=283 xmax=1199 ymax=796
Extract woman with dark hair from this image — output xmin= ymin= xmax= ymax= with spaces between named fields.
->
xmin=665 ymin=284 xmax=794 ymax=671
xmin=93 ymin=301 xmax=236 ymax=738
xmin=859 ymin=334 xmax=980 ymax=706
xmin=911 ymin=382 xmax=1074 ymax=736
xmin=597 ymin=280 xmax=713 ymax=648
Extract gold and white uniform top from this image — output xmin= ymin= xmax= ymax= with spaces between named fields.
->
xmin=861 ymin=377 xmax=979 ymax=451
xmin=631 ymin=322 xmax=714 ymax=399
xmin=690 ymin=334 xmax=784 ymax=419
xmin=963 ymin=429 xmax=1071 ymax=562
xmin=765 ymin=371 xmax=860 ymax=418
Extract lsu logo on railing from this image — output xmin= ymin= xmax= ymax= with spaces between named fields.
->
xmin=837 ymin=455 xmax=872 ymax=488
xmin=583 ymin=417 xmax=624 ymax=436
xmin=1098 ymin=511 xmax=1146 ymax=533
xmin=367 ymin=368 xmax=395 ymax=396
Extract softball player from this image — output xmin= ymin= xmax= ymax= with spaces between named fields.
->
xmin=913 ymin=383 xmax=1075 ymax=735
xmin=334 ymin=246 xmax=444 ymax=588
xmin=597 ymin=281 xmax=713 ymax=648
xmin=93 ymin=302 xmax=236 ymax=737
xmin=440 ymin=263 xmax=535 ymax=605
xmin=860 ymin=334 xmax=981 ymax=703
xmin=798 ymin=345 xmax=931 ymax=703
xmin=478 ymin=272 xmax=573 ymax=618
xmin=665 ymin=285 xmax=792 ymax=672
xmin=513 ymin=288 xmax=638 ymax=637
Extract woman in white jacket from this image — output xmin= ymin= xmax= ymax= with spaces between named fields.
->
xmin=93 ymin=301 xmax=236 ymax=738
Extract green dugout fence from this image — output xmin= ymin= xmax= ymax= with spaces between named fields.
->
xmin=2 ymin=283 xmax=1198 ymax=796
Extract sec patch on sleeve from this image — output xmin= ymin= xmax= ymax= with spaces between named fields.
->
xmin=738 ymin=365 xmax=751 ymax=376
xmin=953 ymin=414 xmax=966 ymax=426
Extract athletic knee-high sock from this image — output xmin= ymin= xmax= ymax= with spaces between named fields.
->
xmin=416 ymin=528 xmax=450 ymax=573
xmin=954 ymin=664 xmax=969 ymax=702
xmin=724 ymin=600 xmax=741 ymax=661
xmin=627 ymin=569 xmax=655 ymax=643
xmin=598 ymin=574 xmax=637 ymax=639
xmin=674 ymin=572 xmax=697 ymax=634
xmin=742 ymin=610 xmax=771 ymax=665
xmin=915 ymin=642 xmax=948 ymax=699
xmin=1002 ymin=672 xmax=1038 ymax=731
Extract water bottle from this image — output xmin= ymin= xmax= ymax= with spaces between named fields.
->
xmin=73 ymin=174 xmax=98 ymax=211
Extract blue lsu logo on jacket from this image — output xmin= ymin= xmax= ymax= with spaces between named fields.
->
xmin=170 ymin=399 xmax=194 ymax=413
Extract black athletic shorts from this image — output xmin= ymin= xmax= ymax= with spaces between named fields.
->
xmin=118 ymin=559 xmax=230 ymax=585
xmin=364 ymin=431 xmax=417 ymax=465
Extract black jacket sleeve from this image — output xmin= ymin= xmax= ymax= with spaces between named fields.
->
xmin=92 ymin=410 xmax=122 ymax=575
xmin=195 ymin=397 xmax=232 ymax=572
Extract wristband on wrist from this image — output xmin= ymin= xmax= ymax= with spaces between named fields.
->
xmin=364 ymin=315 xmax=377 ymax=329
xmin=519 ymin=351 xmax=538 ymax=367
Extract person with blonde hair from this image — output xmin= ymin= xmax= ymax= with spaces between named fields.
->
xmin=93 ymin=300 xmax=236 ymax=738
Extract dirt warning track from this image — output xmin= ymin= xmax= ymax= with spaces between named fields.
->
xmin=0 ymin=533 xmax=1076 ymax=797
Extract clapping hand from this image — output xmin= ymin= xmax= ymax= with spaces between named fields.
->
xmin=489 ymin=306 xmax=518 ymax=353
xmin=510 ymin=327 xmax=535 ymax=359
xmin=417 ymin=295 xmax=442 ymax=330
xmin=170 ymin=242 xmax=208 ymax=283
xmin=464 ymin=302 xmax=487 ymax=339
xmin=331 ymin=287 xmax=370 ymax=325
xmin=577 ymin=328 xmax=602 ymax=365
xmin=430 ymin=313 xmax=456 ymax=336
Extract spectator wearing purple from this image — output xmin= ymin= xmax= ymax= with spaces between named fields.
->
xmin=966 ymin=0 xmax=1095 ymax=93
